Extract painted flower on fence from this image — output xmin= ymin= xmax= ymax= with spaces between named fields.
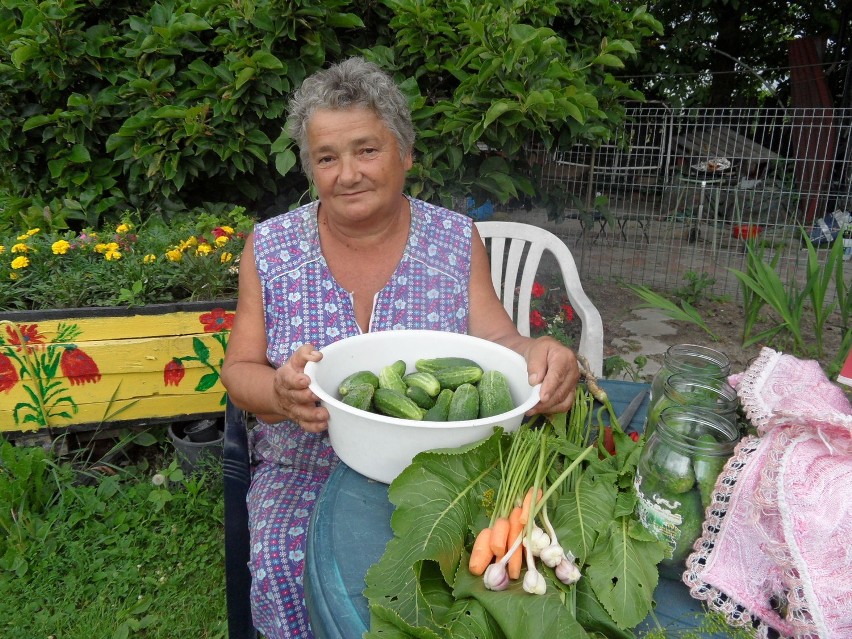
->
xmin=528 ymin=280 xmax=577 ymax=349
xmin=162 ymin=308 xmax=234 ymax=404
xmin=0 ymin=320 xmax=101 ymax=429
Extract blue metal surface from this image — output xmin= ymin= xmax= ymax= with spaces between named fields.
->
xmin=305 ymin=379 xmax=731 ymax=638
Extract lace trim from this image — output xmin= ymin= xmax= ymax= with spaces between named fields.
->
xmin=683 ymin=435 xmax=761 ymax=628
xmin=734 ymin=347 xmax=782 ymax=434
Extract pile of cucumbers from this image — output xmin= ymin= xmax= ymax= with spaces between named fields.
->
xmin=336 ymin=357 xmax=516 ymax=421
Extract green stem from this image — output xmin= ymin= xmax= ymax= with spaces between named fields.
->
xmin=0 ymin=320 xmax=51 ymax=427
xmin=532 ymin=445 xmax=595 ymax=522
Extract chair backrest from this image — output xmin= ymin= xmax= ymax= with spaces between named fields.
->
xmin=475 ymin=221 xmax=604 ymax=376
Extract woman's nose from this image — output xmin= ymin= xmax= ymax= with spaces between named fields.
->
xmin=338 ymin=155 xmax=360 ymax=184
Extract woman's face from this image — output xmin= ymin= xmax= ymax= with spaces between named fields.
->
xmin=306 ymin=107 xmax=413 ymax=224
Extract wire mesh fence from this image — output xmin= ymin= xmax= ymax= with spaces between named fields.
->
xmin=515 ymin=106 xmax=852 ymax=297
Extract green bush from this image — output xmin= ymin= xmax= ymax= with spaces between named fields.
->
xmin=0 ymin=0 xmax=363 ymax=231
xmin=0 ymin=0 xmax=661 ymax=233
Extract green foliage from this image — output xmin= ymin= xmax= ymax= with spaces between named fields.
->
xmin=728 ymin=229 xmax=850 ymax=360
xmin=670 ymin=271 xmax=720 ymax=306
xmin=370 ymin=0 xmax=662 ymax=211
xmin=0 ymin=0 xmax=363 ymax=230
xmin=604 ymin=354 xmax=649 ymax=382
xmin=625 ymin=284 xmax=719 ymax=341
xmin=0 ymin=437 xmax=227 ymax=638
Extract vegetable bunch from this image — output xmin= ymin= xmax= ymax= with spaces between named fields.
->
xmin=364 ymin=384 xmax=672 ymax=639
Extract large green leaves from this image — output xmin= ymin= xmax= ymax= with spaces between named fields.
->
xmin=363 ymin=423 xmax=668 ymax=639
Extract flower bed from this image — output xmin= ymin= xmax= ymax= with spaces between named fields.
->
xmin=0 ymin=209 xmax=252 ymax=433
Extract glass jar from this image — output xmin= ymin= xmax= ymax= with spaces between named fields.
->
xmin=645 ymin=344 xmax=731 ymax=430
xmin=644 ymin=373 xmax=739 ymax=439
xmin=634 ymin=406 xmax=739 ymax=580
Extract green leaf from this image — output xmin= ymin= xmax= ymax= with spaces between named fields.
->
xmin=192 ymin=336 xmax=210 ymax=361
xmin=482 ymin=101 xmax=518 ymax=129
xmin=364 ymin=432 xmax=503 ymax=631
xmin=454 ymin=564 xmax=590 ymax=637
xmin=585 ymin=518 xmax=667 ymax=629
xmin=553 ymin=468 xmax=618 ymax=563
xmin=195 ymin=372 xmax=219 ymax=393
xmin=592 ymin=54 xmax=625 ymax=68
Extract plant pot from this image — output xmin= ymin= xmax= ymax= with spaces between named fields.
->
xmin=1 ymin=300 xmax=235 ymax=434
xmin=168 ymin=419 xmax=224 ymax=475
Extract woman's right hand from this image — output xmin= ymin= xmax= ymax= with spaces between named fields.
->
xmin=269 ymin=344 xmax=330 ymax=433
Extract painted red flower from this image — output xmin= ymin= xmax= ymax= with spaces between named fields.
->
xmin=530 ymin=310 xmax=546 ymax=330
xmin=0 ymin=353 xmax=19 ymax=392
xmin=199 ymin=308 xmax=235 ymax=333
xmin=164 ymin=358 xmax=185 ymax=386
xmin=59 ymin=346 xmax=101 ymax=385
xmin=531 ymin=281 xmax=546 ymax=298
xmin=561 ymin=304 xmax=575 ymax=322
xmin=5 ymin=323 xmax=46 ymax=349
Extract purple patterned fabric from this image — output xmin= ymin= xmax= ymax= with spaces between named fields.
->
xmin=246 ymin=197 xmax=472 ymax=638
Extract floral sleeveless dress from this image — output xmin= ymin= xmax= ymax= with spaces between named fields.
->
xmin=246 ymin=197 xmax=473 ymax=638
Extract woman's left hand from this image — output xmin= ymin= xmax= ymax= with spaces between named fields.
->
xmin=522 ymin=337 xmax=580 ymax=416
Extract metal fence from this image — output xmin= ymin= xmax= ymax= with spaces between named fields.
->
xmin=518 ymin=106 xmax=852 ymax=296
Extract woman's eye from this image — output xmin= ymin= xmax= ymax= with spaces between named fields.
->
xmin=317 ymin=156 xmax=334 ymax=165
xmin=361 ymin=147 xmax=378 ymax=156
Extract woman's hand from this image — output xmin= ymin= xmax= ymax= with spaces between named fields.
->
xmin=522 ymin=337 xmax=580 ymax=416
xmin=269 ymin=344 xmax=330 ymax=433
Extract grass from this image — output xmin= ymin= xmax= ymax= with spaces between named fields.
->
xmin=0 ymin=429 xmax=227 ymax=639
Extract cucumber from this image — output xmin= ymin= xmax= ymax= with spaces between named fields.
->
xmin=403 ymin=372 xmax=441 ymax=397
xmin=432 ymin=365 xmax=483 ymax=390
xmin=340 ymin=383 xmax=375 ymax=411
xmin=338 ymin=370 xmax=380 ymax=396
xmin=405 ymin=385 xmax=436 ymax=409
xmin=373 ymin=388 xmax=423 ymax=421
xmin=448 ymin=383 xmax=480 ymax=421
xmin=477 ymin=370 xmax=515 ymax=418
xmin=389 ymin=359 xmax=407 ymax=378
xmin=414 ymin=357 xmax=481 ymax=375
xmin=378 ymin=365 xmax=407 ymax=394
xmin=423 ymin=389 xmax=453 ymax=421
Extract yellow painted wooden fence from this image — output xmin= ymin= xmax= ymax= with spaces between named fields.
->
xmin=0 ymin=301 xmax=236 ymax=433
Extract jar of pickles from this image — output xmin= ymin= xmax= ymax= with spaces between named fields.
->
xmin=644 ymin=373 xmax=739 ymax=439
xmin=645 ymin=344 xmax=731 ymax=431
xmin=634 ymin=406 xmax=739 ymax=580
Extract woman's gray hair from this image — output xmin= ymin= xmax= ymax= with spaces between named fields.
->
xmin=286 ymin=57 xmax=415 ymax=180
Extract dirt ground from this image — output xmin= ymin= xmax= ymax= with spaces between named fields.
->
xmin=582 ymin=280 xmax=848 ymax=381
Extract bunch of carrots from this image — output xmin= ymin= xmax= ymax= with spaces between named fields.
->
xmin=468 ymin=361 xmax=627 ymax=594
xmin=467 ymin=421 xmax=595 ymax=594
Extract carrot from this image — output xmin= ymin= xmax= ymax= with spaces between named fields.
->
xmin=489 ymin=516 xmax=510 ymax=558
xmin=507 ymin=506 xmax=524 ymax=579
xmin=469 ymin=527 xmax=494 ymax=575
xmin=519 ymin=487 xmax=542 ymax=525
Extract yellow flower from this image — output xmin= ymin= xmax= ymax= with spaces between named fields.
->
xmin=12 ymin=243 xmax=29 ymax=254
xmin=11 ymin=256 xmax=30 ymax=269
xmin=10 ymin=272 xmax=18 ymax=280
xmin=179 ymin=236 xmax=198 ymax=251
xmin=214 ymin=235 xmax=229 ymax=247
xmin=166 ymin=249 xmax=183 ymax=262
xmin=96 ymin=242 xmax=119 ymax=254
xmin=27 ymin=228 xmax=40 ymax=237
xmin=220 ymin=225 xmax=235 ymax=235
xmin=0 ymin=245 xmax=5 ymax=255
xmin=104 ymin=249 xmax=122 ymax=261
xmin=143 ymin=254 xmax=157 ymax=264
xmin=52 ymin=239 xmax=72 ymax=255
xmin=220 ymin=251 xmax=233 ymax=264
xmin=116 ymin=223 xmax=132 ymax=234
xmin=195 ymin=244 xmax=213 ymax=256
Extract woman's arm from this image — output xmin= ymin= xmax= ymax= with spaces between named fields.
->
xmin=466 ymin=225 xmax=579 ymax=415
xmin=221 ymin=234 xmax=330 ymax=431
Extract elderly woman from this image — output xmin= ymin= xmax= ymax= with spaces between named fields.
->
xmin=221 ymin=57 xmax=579 ymax=638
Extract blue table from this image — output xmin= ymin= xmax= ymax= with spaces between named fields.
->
xmin=304 ymin=379 xmax=728 ymax=638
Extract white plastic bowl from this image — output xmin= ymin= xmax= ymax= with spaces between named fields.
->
xmin=305 ymin=330 xmax=541 ymax=484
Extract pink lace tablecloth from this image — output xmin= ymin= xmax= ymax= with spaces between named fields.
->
xmin=683 ymin=347 xmax=852 ymax=639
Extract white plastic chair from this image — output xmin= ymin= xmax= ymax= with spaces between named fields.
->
xmin=475 ymin=221 xmax=604 ymax=376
